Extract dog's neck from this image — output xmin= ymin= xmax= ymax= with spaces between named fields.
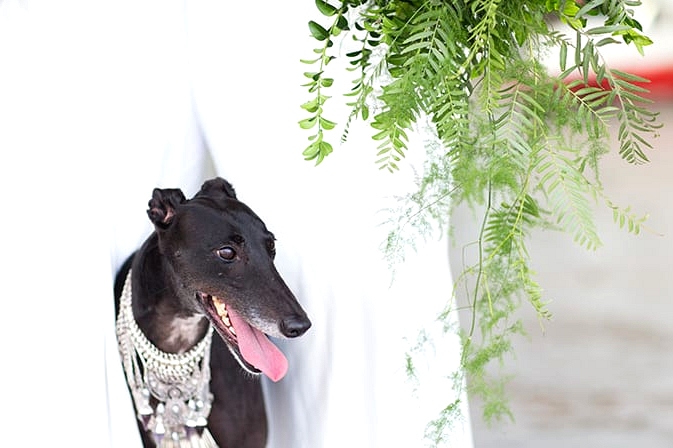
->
xmin=162 ymin=313 xmax=208 ymax=353
xmin=132 ymin=237 xmax=210 ymax=354
xmin=116 ymin=269 xmax=217 ymax=446
xmin=136 ymin=297 xmax=209 ymax=354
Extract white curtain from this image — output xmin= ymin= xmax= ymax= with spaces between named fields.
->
xmin=0 ymin=1 xmax=473 ymax=446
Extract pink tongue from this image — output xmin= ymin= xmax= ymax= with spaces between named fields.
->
xmin=227 ymin=307 xmax=288 ymax=382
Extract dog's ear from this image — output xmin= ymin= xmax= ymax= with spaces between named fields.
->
xmin=147 ymin=188 xmax=186 ymax=229
xmin=197 ymin=177 xmax=237 ymax=200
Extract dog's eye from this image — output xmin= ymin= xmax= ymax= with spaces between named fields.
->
xmin=216 ymin=246 xmax=236 ymax=262
xmin=267 ymin=240 xmax=276 ymax=257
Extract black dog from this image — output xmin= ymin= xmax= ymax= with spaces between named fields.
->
xmin=114 ymin=177 xmax=311 ymax=448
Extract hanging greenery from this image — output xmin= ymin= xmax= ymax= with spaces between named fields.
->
xmin=300 ymin=0 xmax=661 ymax=444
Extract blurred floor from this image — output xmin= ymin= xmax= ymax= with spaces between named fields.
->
xmin=449 ymin=101 xmax=673 ymax=448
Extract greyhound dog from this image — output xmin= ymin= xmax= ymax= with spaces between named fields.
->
xmin=114 ymin=177 xmax=311 ymax=448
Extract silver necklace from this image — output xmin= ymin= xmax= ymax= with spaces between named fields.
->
xmin=116 ymin=270 xmax=219 ymax=448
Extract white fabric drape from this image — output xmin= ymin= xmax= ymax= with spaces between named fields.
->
xmin=0 ymin=1 xmax=473 ymax=446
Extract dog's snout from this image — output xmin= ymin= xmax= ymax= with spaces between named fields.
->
xmin=280 ymin=315 xmax=311 ymax=338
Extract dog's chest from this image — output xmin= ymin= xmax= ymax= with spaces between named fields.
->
xmin=166 ymin=315 xmax=209 ymax=353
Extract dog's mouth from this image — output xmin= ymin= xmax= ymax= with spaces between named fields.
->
xmin=198 ymin=292 xmax=288 ymax=382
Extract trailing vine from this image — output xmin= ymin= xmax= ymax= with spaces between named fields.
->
xmin=300 ymin=0 xmax=661 ymax=444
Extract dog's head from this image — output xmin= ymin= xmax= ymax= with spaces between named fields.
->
xmin=147 ymin=177 xmax=311 ymax=381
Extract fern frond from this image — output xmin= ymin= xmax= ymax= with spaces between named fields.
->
xmin=494 ymin=82 xmax=545 ymax=156
xmin=371 ymin=75 xmax=420 ymax=171
xmin=483 ymin=193 xmax=540 ymax=255
xmin=341 ymin=22 xmax=384 ymax=143
xmin=563 ymin=14 xmax=661 ymax=164
xmin=300 ymin=1 xmax=660 ymax=443
xmin=536 ymin=146 xmax=601 ymax=250
xmin=610 ymin=71 xmax=662 ymax=164
xmin=605 ymin=198 xmax=649 ymax=235
xmin=431 ymin=86 xmax=470 ymax=151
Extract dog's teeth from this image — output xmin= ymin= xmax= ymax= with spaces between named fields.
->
xmin=216 ymin=303 xmax=227 ymax=316
xmin=211 ymin=296 xmax=236 ymax=335
xmin=213 ymin=297 xmax=227 ymax=315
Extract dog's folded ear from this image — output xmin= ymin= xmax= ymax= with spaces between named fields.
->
xmin=147 ymin=188 xmax=186 ymax=229
xmin=197 ymin=177 xmax=237 ymax=200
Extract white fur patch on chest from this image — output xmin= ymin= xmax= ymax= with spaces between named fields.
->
xmin=167 ymin=315 xmax=207 ymax=353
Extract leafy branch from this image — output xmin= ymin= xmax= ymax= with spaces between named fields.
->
xmin=299 ymin=0 xmax=351 ymax=164
xmin=299 ymin=0 xmax=661 ymax=444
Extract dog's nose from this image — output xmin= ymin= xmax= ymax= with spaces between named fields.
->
xmin=280 ymin=315 xmax=311 ymax=338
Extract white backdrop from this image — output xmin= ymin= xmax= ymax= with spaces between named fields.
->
xmin=0 ymin=1 xmax=473 ymax=446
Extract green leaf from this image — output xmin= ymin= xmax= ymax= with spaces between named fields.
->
xmin=315 ymin=0 xmax=337 ymax=17
xmin=319 ymin=140 xmax=333 ymax=156
xmin=560 ymin=0 xmax=584 ymax=29
xmin=303 ymin=71 xmax=323 ymax=80
xmin=596 ymin=63 xmax=607 ymax=84
xmin=308 ymin=20 xmax=329 ymax=41
xmin=298 ymin=117 xmax=317 ymax=129
xmin=300 ymin=99 xmax=320 ymax=113
xmin=336 ymin=15 xmax=349 ymax=31
xmin=575 ymin=0 xmax=605 ymax=17
xmin=302 ymin=141 xmax=319 ymax=158
xmin=586 ymin=25 xmax=631 ymax=35
xmin=559 ymin=66 xmax=578 ymax=80
xmin=300 ymin=56 xmax=321 ymax=64
xmin=619 ymin=29 xmax=654 ymax=48
xmin=612 ymin=69 xmax=650 ymax=83
xmin=372 ymin=129 xmax=390 ymax=141
xmin=595 ymin=37 xmax=620 ymax=47
xmin=320 ymin=117 xmax=337 ymax=130
xmin=614 ymin=78 xmax=650 ymax=93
